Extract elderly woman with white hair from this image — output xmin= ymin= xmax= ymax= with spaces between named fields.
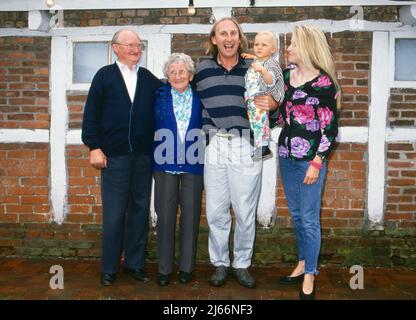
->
xmin=152 ymin=53 xmax=204 ymax=286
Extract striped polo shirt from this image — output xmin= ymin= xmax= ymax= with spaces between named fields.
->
xmin=195 ymin=55 xmax=252 ymax=137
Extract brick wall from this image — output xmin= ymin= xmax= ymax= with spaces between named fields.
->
xmin=64 ymin=8 xmax=213 ymax=27
xmin=0 ymin=37 xmax=50 ymax=129
xmin=389 ymin=88 xmax=416 ymax=127
xmin=386 ymin=87 xmax=416 ymax=235
xmin=385 ymin=143 xmax=416 ymax=233
xmin=276 ymin=143 xmax=367 ymax=232
xmin=0 ymin=11 xmax=27 ymax=28
xmin=66 ymin=146 xmax=102 ymax=224
xmin=67 ymin=93 xmax=87 ymax=130
xmin=232 ymin=6 xmax=398 ymax=23
xmin=0 ymin=143 xmax=50 ymax=223
xmin=63 ymin=6 xmax=398 ymax=27
xmin=172 ymin=34 xmax=211 ymax=63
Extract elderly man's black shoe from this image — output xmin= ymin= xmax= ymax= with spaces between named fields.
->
xmin=178 ymin=271 xmax=193 ymax=284
xmin=157 ymin=273 xmax=171 ymax=286
xmin=124 ymin=267 xmax=150 ymax=283
xmin=278 ymin=273 xmax=304 ymax=285
xmin=101 ymin=273 xmax=116 ymax=286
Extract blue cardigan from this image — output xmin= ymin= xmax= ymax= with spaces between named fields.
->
xmin=153 ymin=84 xmax=204 ymax=175
xmin=82 ymin=63 xmax=163 ymax=157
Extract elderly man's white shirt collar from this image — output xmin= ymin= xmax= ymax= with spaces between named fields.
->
xmin=115 ymin=60 xmax=139 ymax=102
xmin=115 ymin=60 xmax=140 ymax=73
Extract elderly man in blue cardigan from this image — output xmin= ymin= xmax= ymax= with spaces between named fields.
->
xmin=82 ymin=28 xmax=163 ymax=286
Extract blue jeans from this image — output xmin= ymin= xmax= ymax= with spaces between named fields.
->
xmin=279 ymin=157 xmax=327 ymax=275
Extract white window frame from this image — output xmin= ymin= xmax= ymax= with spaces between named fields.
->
xmin=389 ymin=31 xmax=416 ymax=89
xmin=67 ymin=33 xmax=171 ymax=91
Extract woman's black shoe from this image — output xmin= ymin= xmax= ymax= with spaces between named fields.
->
xmin=299 ymin=282 xmax=316 ymax=300
xmin=278 ymin=273 xmax=304 ymax=285
xmin=157 ymin=273 xmax=171 ymax=286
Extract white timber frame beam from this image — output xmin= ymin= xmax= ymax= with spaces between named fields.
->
xmin=0 ymin=129 xmax=49 ymax=142
xmin=49 ymin=36 xmax=68 ymax=224
xmin=367 ymin=32 xmax=390 ymax=230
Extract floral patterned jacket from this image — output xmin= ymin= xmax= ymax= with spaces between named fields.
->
xmin=277 ymin=66 xmax=338 ymax=161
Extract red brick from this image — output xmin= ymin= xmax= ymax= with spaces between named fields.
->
xmin=321 ymin=218 xmax=349 ymax=228
xmin=19 ymin=214 xmax=49 ymax=223
xmin=6 ymin=205 xmax=34 ymax=213
xmin=397 ymin=221 xmax=416 ymax=229
xmin=69 ymin=205 xmax=91 ymax=214
xmin=402 ymin=171 xmax=416 ymax=177
xmin=398 ymin=204 xmax=416 ymax=212
xmin=335 ymin=210 xmax=363 ymax=218
xmin=69 ymin=177 xmax=97 ymax=186
xmin=321 ymin=209 xmax=335 ymax=217
xmin=388 ymin=144 xmax=414 ymax=151
xmin=388 ymin=179 xmax=415 ymax=186
xmin=0 ymin=239 xmax=22 ymax=246
xmin=387 ymin=195 xmax=413 ymax=203
xmin=68 ymin=167 xmax=82 ymax=177
xmin=66 ymin=214 xmax=94 ymax=223
xmin=68 ymin=196 xmax=96 ymax=204
xmin=388 ymin=162 xmax=414 ymax=168
xmin=7 ymin=150 xmax=34 ymax=159
xmin=68 ymin=159 xmax=90 ymax=167
xmin=341 ymin=87 xmax=368 ymax=95
xmin=384 ymin=213 xmax=414 ymax=220
xmin=0 ymin=213 xmax=18 ymax=222
xmin=351 ymin=180 xmax=366 ymax=189
xmin=33 ymin=205 xmax=50 ymax=214
xmin=350 ymin=199 xmax=365 ymax=209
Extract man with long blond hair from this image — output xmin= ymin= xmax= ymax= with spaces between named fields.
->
xmin=194 ymin=17 xmax=278 ymax=289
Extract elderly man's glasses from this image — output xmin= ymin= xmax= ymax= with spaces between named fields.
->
xmin=114 ymin=42 xmax=146 ymax=51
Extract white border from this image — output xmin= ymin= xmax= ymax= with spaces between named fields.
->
xmin=2 ymin=0 xmax=416 ymax=11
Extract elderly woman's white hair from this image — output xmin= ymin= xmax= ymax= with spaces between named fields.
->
xmin=163 ymin=53 xmax=196 ymax=77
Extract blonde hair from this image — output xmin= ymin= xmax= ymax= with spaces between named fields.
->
xmin=206 ymin=17 xmax=248 ymax=56
xmin=292 ymin=25 xmax=341 ymax=103
xmin=255 ymin=31 xmax=278 ymax=49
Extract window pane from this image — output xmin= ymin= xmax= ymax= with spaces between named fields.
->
xmin=74 ymin=42 xmax=109 ymax=83
xmin=395 ymin=39 xmax=416 ymax=81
